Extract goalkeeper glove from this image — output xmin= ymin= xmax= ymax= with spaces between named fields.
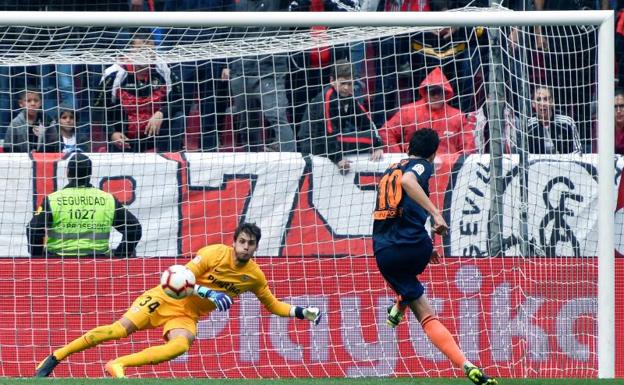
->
xmin=291 ymin=306 xmax=322 ymax=325
xmin=194 ymin=285 xmax=233 ymax=312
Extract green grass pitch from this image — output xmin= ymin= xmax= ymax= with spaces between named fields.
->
xmin=1 ymin=379 xmax=623 ymax=385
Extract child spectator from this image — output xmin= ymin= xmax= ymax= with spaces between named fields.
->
xmin=51 ymin=105 xmax=91 ymax=153
xmin=3 ymin=89 xmax=57 ymax=153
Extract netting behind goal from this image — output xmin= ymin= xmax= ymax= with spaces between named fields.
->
xmin=0 ymin=8 xmax=621 ymax=379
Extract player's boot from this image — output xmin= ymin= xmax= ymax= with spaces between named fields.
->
xmin=386 ymin=302 xmax=404 ymax=328
xmin=34 ymin=354 xmax=60 ymax=377
xmin=464 ymin=363 xmax=498 ymax=385
xmin=105 ymin=360 xmax=126 ymax=378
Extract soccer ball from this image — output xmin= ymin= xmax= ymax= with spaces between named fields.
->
xmin=160 ymin=265 xmax=196 ymax=299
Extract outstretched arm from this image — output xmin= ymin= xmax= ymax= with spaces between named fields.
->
xmin=256 ymin=284 xmax=322 ymax=325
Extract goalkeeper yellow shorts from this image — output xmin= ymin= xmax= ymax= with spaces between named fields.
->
xmin=123 ymin=286 xmax=199 ymax=338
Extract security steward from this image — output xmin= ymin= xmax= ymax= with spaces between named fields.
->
xmin=27 ymin=153 xmax=142 ymax=257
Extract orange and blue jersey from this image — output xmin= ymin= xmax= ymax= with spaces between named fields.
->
xmin=372 ymin=157 xmax=433 ymax=253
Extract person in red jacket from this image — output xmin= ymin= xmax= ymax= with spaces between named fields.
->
xmin=96 ymin=30 xmax=184 ymax=153
xmin=380 ymin=67 xmax=476 ymax=155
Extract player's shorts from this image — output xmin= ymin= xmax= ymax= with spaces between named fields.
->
xmin=122 ymin=286 xmax=200 ymax=338
xmin=375 ymin=239 xmax=433 ymax=303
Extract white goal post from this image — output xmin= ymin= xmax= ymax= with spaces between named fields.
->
xmin=0 ymin=9 xmax=615 ymax=379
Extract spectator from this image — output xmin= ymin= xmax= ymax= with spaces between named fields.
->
xmin=96 ymin=30 xmax=184 ymax=153
xmin=380 ymin=67 xmax=475 ymax=155
xmin=158 ymin=2 xmax=234 ymax=152
xmin=615 ymin=88 xmax=624 ymax=155
xmin=223 ymin=0 xmax=296 ymax=152
xmin=531 ymin=0 xmax=599 ymax=151
xmin=27 ymin=153 xmax=142 ymax=258
xmin=522 ymin=86 xmax=581 ymax=154
xmin=372 ymin=0 xmax=488 ymax=127
xmin=288 ymin=0 xmax=363 ymax=133
xmin=3 ymin=89 xmax=58 ymax=153
xmin=410 ymin=1 xmax=488 ymax=113
xmin=297 ymin=60 xmax=383 ymax=174
xmin=0 ymin=66 xmax=11 ymax=140
xmin=371 ymin=0 xmax=430 ymax=127
xmin=50 ymin=105 xmax=91 ymax=153
xmin=130 ymin=0 xmax=235 ymax=152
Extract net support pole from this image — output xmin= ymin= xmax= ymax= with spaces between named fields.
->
xmin=516 ymin=27 xmax=532 ymax=258
xmin=597 ymin=11 xmax=615 ymax=380
xmin=486 ymin=0 xmax=505 ymax=257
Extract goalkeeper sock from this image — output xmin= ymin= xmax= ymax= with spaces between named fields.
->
xmin=113 ymin=336 xmax=190 ymax=368
xmin=421 ymin=315 xmax=466 ymax=368
xmin=54 ymin=321 xmax=128 ymax=361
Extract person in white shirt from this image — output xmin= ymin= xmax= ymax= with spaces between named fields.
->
xmin=55 ymin=105 xmax=91 ymax=153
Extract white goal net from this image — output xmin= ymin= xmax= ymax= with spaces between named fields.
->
xmin=0 ymin=7 xmax=618 ymax=379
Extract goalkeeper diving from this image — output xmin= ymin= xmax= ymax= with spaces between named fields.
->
xmin=35 ymin=222 xmax=321 ymax=378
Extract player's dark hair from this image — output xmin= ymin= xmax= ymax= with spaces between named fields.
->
xmin=408 ymin=128 xmax=439 ymax=158
xmin=66 ymin=152 xmax=92 ymax=185
xmin=234 ymin=222 xmax=262 ymax=243
xmin=616 ymin=87 xmax=624 ymax=99
xmin=333 ymin=59 xmax=353 ymax=80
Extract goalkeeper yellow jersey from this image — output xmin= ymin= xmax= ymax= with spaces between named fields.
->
xmin=184 ymin=243 xmax=291 ymax=317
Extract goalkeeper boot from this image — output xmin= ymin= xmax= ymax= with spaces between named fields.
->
xmin=464 ymin=363 xmax=498 ymax=385
xmin=105 ymin=360 xmax=126 ymax=378
xmin=34 ymin=354 xmax=60 ymax=377
xmin=386 ymin=301 xmax=405 ymax=328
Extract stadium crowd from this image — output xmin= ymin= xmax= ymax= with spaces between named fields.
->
xmin=0 ymin=0 xmax=622 ymax=163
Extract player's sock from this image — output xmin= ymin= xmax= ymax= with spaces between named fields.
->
xmin=113 ymin=336 xmax=190 ymax=368
xmin=386 ymin=302 xmax=406 ymax=328
xmin=53 ymin=321 xmax=127 ymax=361
xmin=34 ymin=354 xmax=60 ymax=377
xmin=421 ymin=314 xmax=466 ymax=368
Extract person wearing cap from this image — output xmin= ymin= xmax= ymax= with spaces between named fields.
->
xmin=26 ymin=153 xmax=142 ymax=258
